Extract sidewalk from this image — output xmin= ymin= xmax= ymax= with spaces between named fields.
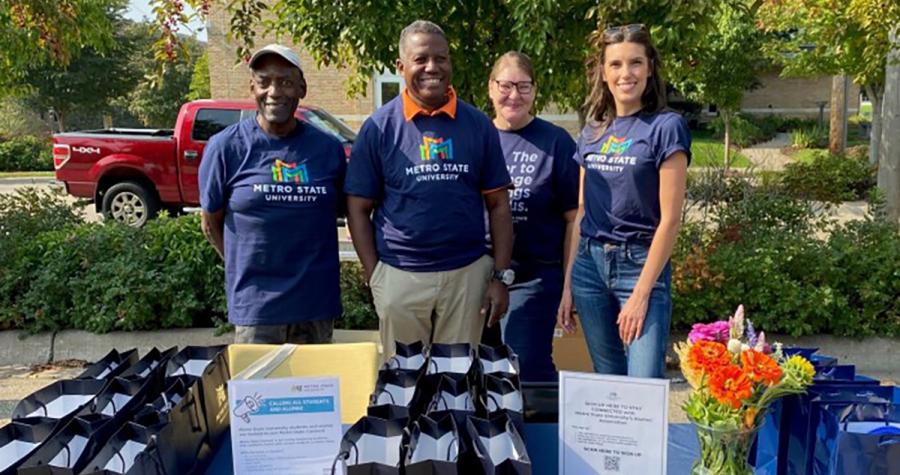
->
xmin=740 ymin=132 xmax=794 ymax=171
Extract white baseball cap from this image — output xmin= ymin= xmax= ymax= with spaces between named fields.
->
xmin=249 ymin=44 xmax=303 ymax=72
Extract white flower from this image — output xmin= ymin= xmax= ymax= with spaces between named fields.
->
xmin=728 ymin=339 xmax=743 ymax=354
xmin=729 ymin=305 xmax=745 ymax=339
xmin=741 ymin=343 xmax=751 ymax=352
xmin=754 ymin=331 xmax=768 ymax=353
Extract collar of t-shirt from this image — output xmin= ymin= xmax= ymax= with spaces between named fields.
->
xmin=402 ymin=87 xmax=458 ymax=121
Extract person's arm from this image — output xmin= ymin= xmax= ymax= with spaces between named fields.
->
xmin=482 ymin=189 xmax=513 ymax=326
xmin=557 ymin=169 xmax=585 ymax=334
xmin=347 ymin=196 xmax=379 ymax=280
xmin=617 ymin=152 xmax=688 ymax=344
xmin=201 ymin=209 xmax=225 ymax=260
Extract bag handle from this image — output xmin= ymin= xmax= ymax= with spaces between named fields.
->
xmin=331 ymin=449 xmax=351 ymax=475
xmin=447 ymin=435 xmax=459 ymax=462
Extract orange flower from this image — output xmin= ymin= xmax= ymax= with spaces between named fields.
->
xmin=740 ymin=349 xmax=783 ymax=386
xmin=688 ymin=341 xmax=731 ymax=374
xmin=708 ymin=364 xmax=753 ymax=409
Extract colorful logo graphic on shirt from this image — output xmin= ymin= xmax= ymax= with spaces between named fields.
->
xmin=271 ymin=159 xmax=309 ymax=183
xmin=419 ymin=136 xmax=454 ymax=161
xmin=600 ymin=135 xmax=633 ymax=155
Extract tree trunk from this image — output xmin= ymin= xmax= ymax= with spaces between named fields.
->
xmin=829 ymin=75 xmax=848 ymax=154
xmin=879 ymin=27 xmax=900 ymax=222
xmin=723 ymin=109 xmax=732 ymax=172
xmin=865 ymin=85 xmax=883 ymax=166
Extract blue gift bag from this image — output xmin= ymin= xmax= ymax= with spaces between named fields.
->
xmin=812 ymin=401 xmax=900 ymax=475
xmin=781 ymin=384 xmax=892 ymax=475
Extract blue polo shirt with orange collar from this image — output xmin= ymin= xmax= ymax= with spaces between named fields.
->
xmin=345 ymin=88 xmax=512 ymax=272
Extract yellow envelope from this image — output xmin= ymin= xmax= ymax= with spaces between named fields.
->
xmin=228 ymin=343 xmax=378 ymax=423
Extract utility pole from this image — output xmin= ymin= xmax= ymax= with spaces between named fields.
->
xmin=879 ymin=27 xmax=900 ymax=222
xmin=829 ymin=75 xmax=849 ymax=154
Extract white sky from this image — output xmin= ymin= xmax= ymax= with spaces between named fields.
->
xmin=126 ymin=0 xmax=208 ymax=42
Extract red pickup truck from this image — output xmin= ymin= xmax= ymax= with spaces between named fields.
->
xmin=52 ymin=99 xmax=356 ymax=226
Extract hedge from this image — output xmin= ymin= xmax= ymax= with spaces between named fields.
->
xmin=1 ymin=181 xmax=898 ymax=337
xmin=0 ymin=135 xmax=53 ymax=171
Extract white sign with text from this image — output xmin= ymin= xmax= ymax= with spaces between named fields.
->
xmin=229 ymin=376 xmax=342 ymax=475
xmin=559 ymin=371 xmax=669 ymax=475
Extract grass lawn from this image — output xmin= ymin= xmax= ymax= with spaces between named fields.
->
xmin=790 ymin=148 xmax=827 ymax=164
xmin=0 ymin=170 xmax=55 ymax=178
xmin=691 ymin=130 xmax=751 ymax=168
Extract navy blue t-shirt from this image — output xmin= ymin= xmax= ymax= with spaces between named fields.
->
xmin=574 ymin=111 xmax=691 ymax=243
xmin=498 ymin=118 xmax=578 ymax=266
xmin=199 ymin=117 xmax=346 ymax=325
xmin=344 ymin=96 xmax=512 ymax=272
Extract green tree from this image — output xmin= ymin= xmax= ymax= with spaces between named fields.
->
xmin=18 ymin=7 xmax=141 ymax=131
xmin=188 ymin=50 xmax=211 ymax=100
xmin=758 ymin=0 xmax=900 ymax=166
xmin=152 ymin=0 xmax=736 ymax=115
xmin=673 ymin=2 xmax=764 ymax=170
xmin=0 ymin=0 xmax=122 ymax=93
xmin=124 ymin=36 xmax=203 ymax=127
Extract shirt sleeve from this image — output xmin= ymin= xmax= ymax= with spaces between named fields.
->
xmin=572 ymin=126 xmax=588 ymax=167
xmin=480 ymin=122 xmax=513 ymax=192
xmin=656 ymin=114 xmax=692 ymax=168
xmin=198 ymin=134 xmax=228 ymax=213
xmin=553 ymin=130 xmax=580 ymax=212
xmin=344 ymin=119 xmax=384 ymax=200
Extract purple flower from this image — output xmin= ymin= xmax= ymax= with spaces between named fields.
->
xmin=688 ymin=321 xmax=731 ymax=343
xmin=746 ymin=319 xmax=758 ymax=348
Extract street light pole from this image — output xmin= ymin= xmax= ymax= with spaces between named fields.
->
xmin=879 ymin=26 xmax=900 ymax=222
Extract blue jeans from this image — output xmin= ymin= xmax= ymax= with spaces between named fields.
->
xmin=570 ymin=237 xmax=672 ymax=378
xmin=499 ymin=264 xmax=563 ymax=383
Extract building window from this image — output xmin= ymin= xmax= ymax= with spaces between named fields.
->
xmin=375 ymin=72 xmax=404 ymax=108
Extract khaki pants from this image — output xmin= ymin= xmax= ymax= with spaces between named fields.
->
xmin=370 ymin=255 xmax=493 ymax=358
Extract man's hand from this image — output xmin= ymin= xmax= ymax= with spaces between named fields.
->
xmin=481 ymin=280 xmax=509 ymax=327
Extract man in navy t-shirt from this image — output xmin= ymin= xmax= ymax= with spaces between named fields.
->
xmin=345 ymin=21 xmax=514 ymax=357
xmin=199 ymin=44 xmax=346 ymax=344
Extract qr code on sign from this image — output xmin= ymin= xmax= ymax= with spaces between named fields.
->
xmin=604 ymin=455 xmax=621 ymax=472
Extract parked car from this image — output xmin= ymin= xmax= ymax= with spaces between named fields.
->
xmin=52 ymin=99 xmax=356 ymax=226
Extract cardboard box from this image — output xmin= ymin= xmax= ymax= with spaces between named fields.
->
xmin=552 ymin=325 xmax=594 ymax=373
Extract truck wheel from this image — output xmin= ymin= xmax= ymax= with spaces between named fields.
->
xmin=102 ymin=181 xmax=160 ymax=227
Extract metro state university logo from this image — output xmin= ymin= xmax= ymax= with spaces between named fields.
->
xmin=271 ymin=159 xmax=309 ymax=183
xmin=419 ymin=136 xmax=454 ymax=161
xmin=600 ymin=135 xmax=633 ymax=155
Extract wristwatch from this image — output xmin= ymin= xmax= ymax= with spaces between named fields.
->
xmin=492 ymin=268 xmax=515 ymax=286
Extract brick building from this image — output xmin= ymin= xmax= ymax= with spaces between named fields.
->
xmin=207 ymin=5 xmax=860 ymax=134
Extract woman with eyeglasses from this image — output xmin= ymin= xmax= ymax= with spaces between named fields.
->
xmin=483 ymin=51 xmax=579 ymax=382
xmin=557 ymin=25 xmax=691 ymax=378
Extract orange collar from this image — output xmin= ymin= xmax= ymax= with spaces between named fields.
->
xmin=402 ymin=87 xmax=457 ymax=121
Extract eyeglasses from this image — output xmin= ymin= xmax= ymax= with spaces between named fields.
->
xmin=493 ymin=80 xmax=534 ymax=95
xmin=603 ymin=23 xmax=648 ymax=39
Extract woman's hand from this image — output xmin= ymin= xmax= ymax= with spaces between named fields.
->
xmin=617 ymin=290 xmax=649 ymax=344
xmin=557 ymin=287 xmax=578 ymax=334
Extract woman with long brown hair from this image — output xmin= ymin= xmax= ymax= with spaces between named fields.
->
xmin=557 ymin=25 xmax=691 ymax=378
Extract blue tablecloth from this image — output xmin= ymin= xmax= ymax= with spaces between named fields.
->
xmin=203 ymin=422 xmax=704 ymax=474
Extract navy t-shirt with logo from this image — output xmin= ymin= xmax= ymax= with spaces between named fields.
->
xmin=345 ymin=96 xmax=512 ymax=272
xmin=199 ymin=117 xmax=346 ymax=326
xmin=574 ymin=111 xmax=691 ymax=243
xmin=498 ymin=118 xmax=578 ymax=266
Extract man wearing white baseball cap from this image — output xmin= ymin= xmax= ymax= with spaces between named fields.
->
xmin=199 ymin=44 xmax=347 ymax=344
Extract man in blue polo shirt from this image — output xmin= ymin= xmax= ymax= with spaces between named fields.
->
xmin=345 ymin=20 xmax=514 ymax=357
xmin=199 ymin=44 xmax=346 ymax=344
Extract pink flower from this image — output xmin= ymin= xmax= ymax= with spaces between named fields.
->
xmin=688 ymin=321 xmax=731 ymax=343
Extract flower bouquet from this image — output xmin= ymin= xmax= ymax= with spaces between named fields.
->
xmin=674 ymin=305 xmax=816 ymax=475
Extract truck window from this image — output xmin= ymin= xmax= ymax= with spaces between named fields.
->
xmin=192 ymin=109 xmax=250 ymax=141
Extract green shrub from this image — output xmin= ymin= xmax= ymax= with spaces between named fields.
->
xmin=780 ymin=150 xmax=876 ymax=202
xmin=708 ymin=114 xmax=768 ymax=148
xmin=673 ymin=177 xmax=900 ymax=337
xmin=790 ymin=126 xmax=828 ymax=149
xmin=0 ymin=192 xmax=378 ymax=333
xmin=0 ymin=135 xmax=53 ymax=171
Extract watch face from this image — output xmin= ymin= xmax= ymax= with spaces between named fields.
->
xmin=501 ymin=270 xmax=515 ymax=285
